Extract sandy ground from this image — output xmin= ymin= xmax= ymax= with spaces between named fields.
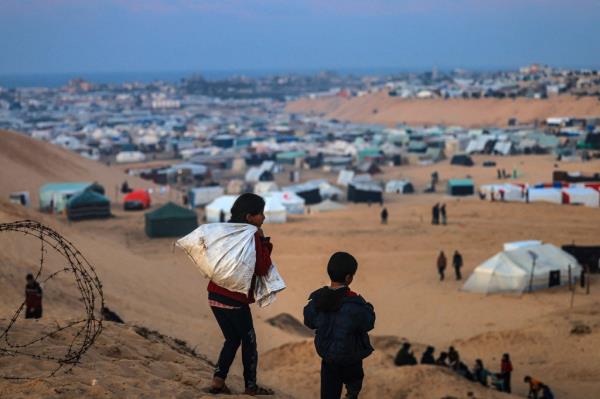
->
xmin=286 ymin=93 xmax=600 ymax=127
xmin=1 ymin=131 xmax=600 ymax=398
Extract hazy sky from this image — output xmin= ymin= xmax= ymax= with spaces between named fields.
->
xmin=1 ymin=0 xmax=599 ymax=75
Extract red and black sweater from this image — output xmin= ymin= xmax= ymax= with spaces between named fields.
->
xmin=208 ymin=231 xmax=273 ymax=306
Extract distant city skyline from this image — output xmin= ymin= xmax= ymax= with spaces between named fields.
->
xmin=1 ymin=0 xmax=599 ymax=75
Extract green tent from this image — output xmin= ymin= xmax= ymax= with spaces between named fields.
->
xmin=447 ymin=179 xmax=474 ymax=196
xmin=66 ymin=190 xmax=111 ymax=221
xmin=39 ymin=182 xmax=105 ymax=213
xmin=145 ymin=202 xmax=198 ymax=238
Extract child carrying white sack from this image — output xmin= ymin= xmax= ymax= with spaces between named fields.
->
xmin=177 ymin=222 xmax=286 ymax=307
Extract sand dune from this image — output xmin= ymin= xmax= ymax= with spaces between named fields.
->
xmin=286 ymin=93 xmax=600 ymax=127
xmin=1 ymin=132 xmax=600 ymax=398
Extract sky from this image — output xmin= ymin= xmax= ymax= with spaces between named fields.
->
xmin=1 ymin=0 xmax=599 ymax=75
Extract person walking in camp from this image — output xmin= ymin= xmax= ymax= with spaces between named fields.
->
xmin=501 ymin=353 xmax=513 ymax=393
xmin=432 ymin=203 xmax=440 ymax=225
xmin=303 ymin=252 xmax=375 ymax=399
xmin=437 ymin=251 xmax=447 ymax=281
xmin=440 ymin=203 xmax=447 ymax=225
xmin=380 ymin=207 xmax=388 ymax=225
xmin=207 ymin=193 xmax=274 ymax=396
xmin=453 ymin=250 xmax=463 ymax=280
xmin=25 ymin=273 xmax=43 ymax=319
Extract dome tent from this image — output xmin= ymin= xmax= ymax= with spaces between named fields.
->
xmin=462 ymin=243 xmax=581 ymax=294
xmin=144 ymin=202 xmax=198 ymax=238
xmin=66 ymin=190 xmax=111 ymax=221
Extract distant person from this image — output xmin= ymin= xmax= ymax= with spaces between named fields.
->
xmin=447 ymin=346 xmax=460 ymax=369
xmin=394 ymin=342 xmax=417 ymax=367
xmin=182 ymin=194 xmax=189 ymax=206
xmin=304 ymin=252 xmax=376 ymax=399
xmin=219 ymin=209 xmax=226 ymax=223
xmin=432 ymin=203 xmax=440 ymax=225
xmin=525 ymin=188 xmax=530 ymax=203
xmin=452 ymin=251 xmax=463 ymax=280
xmin=121 ymin=180 xmax=131 ymax=194
xmin=431 ymin=171 xmax=439 ymax=185
xmin=420 ymin=346 xmax=436 ymax=365
xmin=380 ymin=207 xmax=388 ymax=224
xmin=101 ymin=306 xmax=124 ymax=324
xmin=501 ymin=353 xmax=513 ymax=393
xmin=500 ymin=190 xmax=505 ymax=202
xmin=437 ymin=251 xmax=447 ymax=281
xmin=435 ymin=352 xmax=449 ymax=367
xmin=497 ymin=169 xmax=502 ymax=179
xmin=473 ymin=359 xmax=489 ymax=386
xmin=25 ymin=274 xmax=43 ymax=319
xmin=440 ymin=203 xmax=447 ymax=225
xmin=524 ymin=376 xmax=544 ymax=399
xmin=454 ymin=360 xmax=473 ymax=380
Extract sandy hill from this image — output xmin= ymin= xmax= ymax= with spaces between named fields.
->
xmin=286 ymin=92 xmax=600 ymax=127
xmin=0 ymin=130 xmax=157 ymax=206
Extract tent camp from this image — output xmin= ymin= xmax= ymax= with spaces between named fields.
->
xmin=347 ymin=181 xmax=383 ymax=203
xmin=188 ymin=186 xmax=225 ymax=208
xmin=66 ymin=190 xmax=111 ymax=221
xmin=385 ymin=180 xmax=415 ymax=194
xmin=447 ymin=179 xmax=474 ymax=196
xmin=450 ymin=154 xmax=475 ymax=167
xmin=123 ymin=190 xmax=151 ymax=210
xmin=145 ymin=202 xmax=198 ymax=238
xmin=206 ymin=195 xmax=287 ymax=223
xmin=40 ymin=182 xmax=105 ymax=213
xmin=462 ymin=243 xmax=581 ymax=294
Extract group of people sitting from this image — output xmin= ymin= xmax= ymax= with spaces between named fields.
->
xmin=394 ymin=343 xmax=554 ymax=398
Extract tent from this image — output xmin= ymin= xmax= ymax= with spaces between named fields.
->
xmin=385 ymin=180 xmax=415 ymax=194
xmin=206 ymin=195 xmax=287 ymax=224
xmin=347 ymin=181 xmax=383 ymax=203
xmin=66 ymin=190 xmax=111 ymax=221
xmin=447 ymin=179 xmax=474 ymax=196
xmin=337 ymin=170 xmax=355 ymax=187
xmin=462 ymin=243 xmax=581 ymax=294
xmin=529 ymin=188 xmax=562 ymax=204
xmin=262 ymin=191 xmax=305 ymax=214
xmin=562 ymin=245 xmax=600 ymax=273
xmin=144 ymin=202 xmax=198 ymax=238
xmin=188 ymin=186 xmax=225 ymax=208
xmin=479 ymin=184 xmax=525 ymax=202
xmin=450 ymin=154 xmax=475 ymax=166
xmin=39 ymin=182 xmax=105 ymax=213
xmin=562 ymin=187 xmax=599 ymax=208
xmin=254 ymin=182 xmax=279 ymax=194
xmin=123 ymin=190 xmax=151 ymax=210
xmin=283 ymin=182 xmax=322 ymax=205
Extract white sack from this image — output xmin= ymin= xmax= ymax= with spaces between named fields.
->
xmin=176 ymin=222 xmax=286 ymax=307
xmin=176 ymin=223 xmax=257 ymax=295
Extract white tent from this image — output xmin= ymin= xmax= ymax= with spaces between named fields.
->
xmin=528 ymin=188 xmax=562 ymax=204
xmin=116 ymin=151 xmax=146 ymax=163
xmin=562 ymin=187 xmax=599 ymax=208
xmin=189 ymin=186 xmax=224 ymax=208
xmin=337 ymin=170 xmax=355 ymax=187
xmin=462 ymin=243 xmax=581 ymax=294
xmin=479 ymin=184 xmax=526 ymax=202
xmin=385 ymin=180 xmax=414 ymax=194
xmin=206 ymin=195 xmax=287 ymax=224
xmin=262 ymin=191 xmax=305 ymax=214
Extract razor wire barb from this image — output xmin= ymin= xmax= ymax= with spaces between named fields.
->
xmin=0 ymin=220 xmax=104 ymax=379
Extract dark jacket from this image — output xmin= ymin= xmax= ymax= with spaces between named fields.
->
xmin=303 ymin=286 xmax=375 ymax=366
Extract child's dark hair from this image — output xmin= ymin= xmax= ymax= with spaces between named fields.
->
xmin=229 ymin=193 xmax=265 ymax=223
xmin=327 ymin=252 xmax=358 ymax=283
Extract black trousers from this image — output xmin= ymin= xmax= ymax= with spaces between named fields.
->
xmin=321 ymin=360 xmax=364 ymax=399
xmin=211 ymin=305 xmax=257 ymax=389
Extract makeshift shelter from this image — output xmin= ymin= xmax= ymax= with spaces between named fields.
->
xmin=144 ymin=202 xmax=198 ymax=238
xmin=562 ymin=187 xmax=599 ymax=207
xmin=9 ymin=191 xmax=30 ymax=207
xmin=450 ymin=154 xmax=474 ymax=166
xmin=347 ymin=181 xmax=383 ymax=203
xmin=262 ymin=191 xmax=305 ymax=214
xmin=447 ymin=179 xmax=474 ymax=196
xmin=189 ymin=186 xmax=225 ymax=208
xmin=123 ymin=190 xmax=151 ymax=210
xmin=529 ymin=188 xmax=562 ymax=204
xmin=462 ymin=243 xmax=581 ymax=294
xmin=39 ymin=182 xmax=105 ymax=213
xmin=385 ymin=180 xmax=415 ymax=194
xmin=283 ymin=182 xmax=322 ymax=205
xmin=562 ymin=245 xmax=600 ymax=273
xmin=66 ymin=190 xmax=111 ymax=221
xmin=254 ymin=182 xmax=279 ymax=194
xmin=356 ymin=162 xmax=382 ymax=175
xmin=480 ymin=184 xmax=525 ymax=202
xmin=337 ymin=170 xmax=355 ymax=187
xmin=226 ymin=179 xmax=245 ymax=195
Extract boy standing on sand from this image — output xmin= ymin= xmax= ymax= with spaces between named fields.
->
xmin=303 ymin=252 xmax=376 ymax=399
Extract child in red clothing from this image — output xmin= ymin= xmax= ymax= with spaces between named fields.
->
xmin=208 ymin=193 xmax=274 ymax=396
